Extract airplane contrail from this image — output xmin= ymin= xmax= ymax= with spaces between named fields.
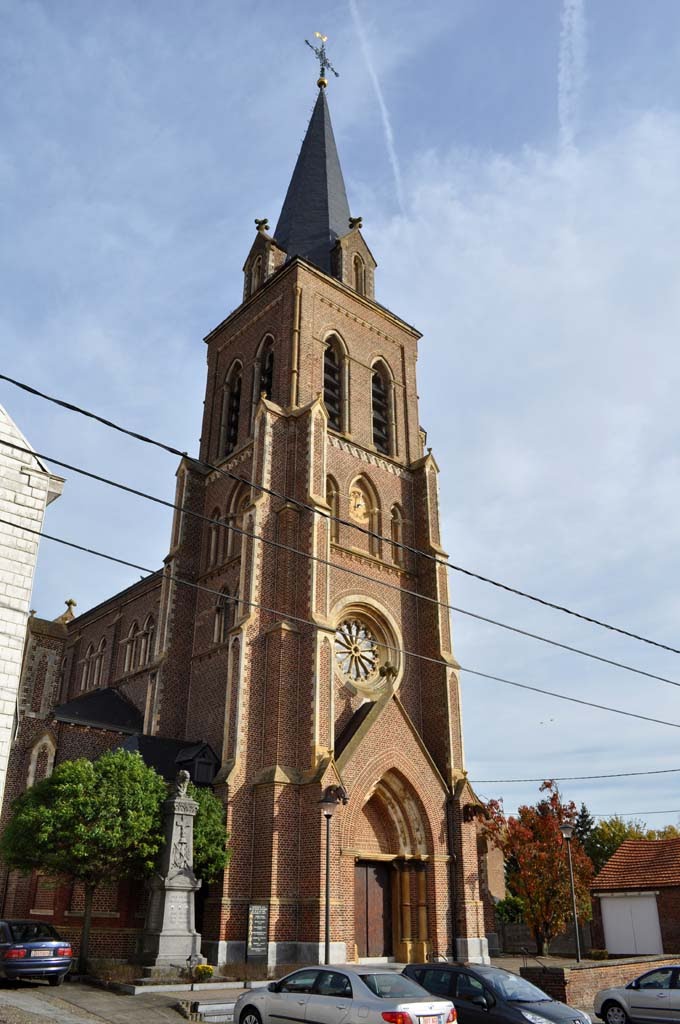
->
xmin=558 ymin=0 xmax=587 ymax=152
xmin=348 ymin=0 xmax=405 ymax=213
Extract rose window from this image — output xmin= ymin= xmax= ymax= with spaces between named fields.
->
xmin=334 ymin=619 xmax=379 ymax=682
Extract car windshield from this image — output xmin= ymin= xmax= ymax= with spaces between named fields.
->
xmin=485 ymin=972 xmax=551 ymax=1003
xmin=8 ymin=922 xmax=59 ymax=942
xmin=362 ymin=974 xmax=430 ymax=1000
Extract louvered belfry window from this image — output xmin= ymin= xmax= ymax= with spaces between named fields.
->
xmin=324 ymin=343 xmax=342 ymax=431
xmin=372 ymin=366 xmax=390 ymax=454
xmin=225 ymin=372 xmax=242 ymax=454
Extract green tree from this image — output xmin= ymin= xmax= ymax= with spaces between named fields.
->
xmin=188 ymin=783 xmax=231 ymax=883
xmin=585 ymin=816 xmax=646 ymax=873
xmin=0 ymin=750 xmax=167 ymax=972
xmin=646 ymin=824 xmax=680 ymax=841
xmin=574 ymin=803 xmax=595 ymax=846
xmin=486 ymin=781 xmax=593 ymax=955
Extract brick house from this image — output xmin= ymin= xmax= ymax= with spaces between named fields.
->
xmin=591 ymin=838 xmax=680 ymax=954
xmin=2 ymin=81 xmax=490 ymax=966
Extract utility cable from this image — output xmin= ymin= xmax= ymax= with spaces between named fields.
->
xmin=7 ymin=515 xmax=680 ymax=732
xmin=472 ymin=767 xmax=680 ymax=783
xmin=5 ymin=436 xmax=680 ymax=692
xmin=3 ymin=372 xmax=680 ymax=656
xmin=592 ymin=809 xmax=680 ymax=818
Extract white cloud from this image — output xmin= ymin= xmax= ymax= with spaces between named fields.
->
xmin=373 ymin=107 xmax=680 ymax=813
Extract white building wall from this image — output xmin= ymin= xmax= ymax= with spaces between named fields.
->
xmin=0 ymin=406 xmax=63 ymax=805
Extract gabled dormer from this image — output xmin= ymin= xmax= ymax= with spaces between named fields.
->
xmin=241 ymin=222 xmax=287 ymax=302
xmin=332 ymin=221 xmax=377 ymax=300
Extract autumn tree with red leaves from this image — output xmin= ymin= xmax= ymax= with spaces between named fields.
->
xmin=485 ymin=781 xmax=594 ymax=955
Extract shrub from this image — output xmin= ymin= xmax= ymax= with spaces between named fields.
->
xmin=495 ymin=895 xmax=525 ymax=924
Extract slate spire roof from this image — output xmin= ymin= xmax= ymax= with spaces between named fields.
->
xmin=274 ymin=88 xmax=351 ymax=275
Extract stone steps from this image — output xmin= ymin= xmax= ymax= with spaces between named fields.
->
xmin=186 ymin=999 xmax=235 ymax=1023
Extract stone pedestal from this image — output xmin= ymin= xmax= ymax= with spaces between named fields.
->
xmin=138 ymin=771 xmax=204 ymax=967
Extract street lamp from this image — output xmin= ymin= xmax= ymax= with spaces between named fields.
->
xmin=319 ymin=784 xmax=348 ymax=965
xmin=559 ymin=822 xmax=581 ymax=962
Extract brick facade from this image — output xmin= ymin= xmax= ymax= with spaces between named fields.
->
xmin=2 ymin=86 xmax=488 ymax=967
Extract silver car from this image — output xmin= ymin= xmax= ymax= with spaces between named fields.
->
xmin=594 ymin=966 xmax=680 ymax=1024
xmin=234 ymin=965 xmax=456 ymax=1024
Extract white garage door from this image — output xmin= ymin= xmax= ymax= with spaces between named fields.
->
xmin=600 ymin=893 xmax=663 ymax=954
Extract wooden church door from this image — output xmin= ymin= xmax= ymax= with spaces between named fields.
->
xmin=354 ymin=860 xmax=392 ymax=958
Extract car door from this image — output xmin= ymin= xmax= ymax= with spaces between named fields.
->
xmin=305 ymin=970 xmax=354 ymax=1024
xmin=450 ymin=971 xmax=496 ymax=1024
xmin=267 ymin=969 xmax=320 ymax=1024
xmin=627 ymin=968 xmax=676 ymax=1023
xmin=414 ymin=969 xmax=456 ymax=1003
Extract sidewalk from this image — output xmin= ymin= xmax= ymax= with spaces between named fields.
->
xmin=0 ymin=978 xmax=212 ymax=1024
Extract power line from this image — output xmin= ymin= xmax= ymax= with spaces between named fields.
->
xmin=5 ymin=436 xmax=680 ymax=692
xmin=7 ymin=515 xmax=680 ymax=732
xmin=592 ymin=809 xmax=680 ymax=818
xmin=3 ymin=371 xmax=680 ymax=657
xmin=472 ymin=767 xmax=680 ymax=783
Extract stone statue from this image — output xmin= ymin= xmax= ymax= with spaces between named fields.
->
xmin=174 ymin=770 xmax=190 ymax=798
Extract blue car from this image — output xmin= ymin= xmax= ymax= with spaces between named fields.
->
xmin=0 ymin=920 xmax=73 ymax=986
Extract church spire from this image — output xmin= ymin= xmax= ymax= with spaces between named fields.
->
xmin=274 ymin=44 xmax=351 ymax=276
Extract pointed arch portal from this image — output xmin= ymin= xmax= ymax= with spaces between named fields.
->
xmin=349 ymin=770 xmax=432 ymax=961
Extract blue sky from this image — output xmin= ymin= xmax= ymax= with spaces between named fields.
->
xmin=4 ymin=0 xmax=680 ymax=830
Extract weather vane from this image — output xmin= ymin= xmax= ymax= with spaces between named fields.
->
xmin=305 ymin=32 xmax=339 ymax=88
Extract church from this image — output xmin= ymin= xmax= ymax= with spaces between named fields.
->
xmin=2 ymin=56 xmax=491 ymax=967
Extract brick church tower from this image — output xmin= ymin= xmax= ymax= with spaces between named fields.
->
xmin=3 ymin=73 xmax=489 ymax=966
xmin=156 ymin=79 xmax=490 ymax=965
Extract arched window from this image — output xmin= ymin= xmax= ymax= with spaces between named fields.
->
xmin=81 ymin=643 xmax=95 ymax=691
xmin=227 ymin=483 xmax=250 ymax=559
xmin=353 ymin=253 xmax=366 ymax=295
xmin=214 ymin=588 xmax=237 ymax=644
xmin=141 ymin=616 xmax=155 ymax=665
xmin=207 ymin=507 xmax=221 ymax=568
xmin=371 ymin=361 xmax=391 ymax=455
xmin=326 ymin=476 xmax=340 ymax=543
xmin=221 ymin=362 xmax=242 ymax=456
xmin=124 ymin=622 xmax=140 ymax=673
xmin=390 ymin=505 xmax=404 ymax=565
xmin=250 ymin=255 xmax=263 ymax=295
xmin=324 ymin=338 xmax=343 ymax=432
xmin=92 ymin=637 xmax=106 ymax=688
xmin=27 ymin=735 xmax=56 ymax=787
xmin=259 ymin=340 xmax=274 ymax=400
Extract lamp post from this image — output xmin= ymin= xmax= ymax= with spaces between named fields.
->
xmin=559 ymin=822 xmax=581 ymax=962
xmin=319 ymin=784 xmax=348 ymax=965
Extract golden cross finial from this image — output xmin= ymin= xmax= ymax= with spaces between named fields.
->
xmin=305 ymin=32 xmax=339 ymax=88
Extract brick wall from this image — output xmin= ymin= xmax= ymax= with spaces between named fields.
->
xmin=521 ymin=958 xmax=680 ymax=1008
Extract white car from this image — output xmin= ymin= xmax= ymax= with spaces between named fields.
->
xmin=594 ymin=966 xmax=680 ymax=1024
xmin=234 ymin=965 xmax=456 ymax=1024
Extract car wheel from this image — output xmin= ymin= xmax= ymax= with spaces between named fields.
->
xmin=48 ymin=975 xmax=65 ymax=987
xmin=240 ymin=1007 xmax=262 ymax=1024
xmin=603 ymin=1002 xmax=628 ymax=1024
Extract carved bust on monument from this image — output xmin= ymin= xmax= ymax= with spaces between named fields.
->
xmin=138 ymin=771 xmax=204 ymax=967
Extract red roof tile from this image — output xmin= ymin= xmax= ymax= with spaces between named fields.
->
xmin=592 ymin=838 xmax=680 ymax=891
